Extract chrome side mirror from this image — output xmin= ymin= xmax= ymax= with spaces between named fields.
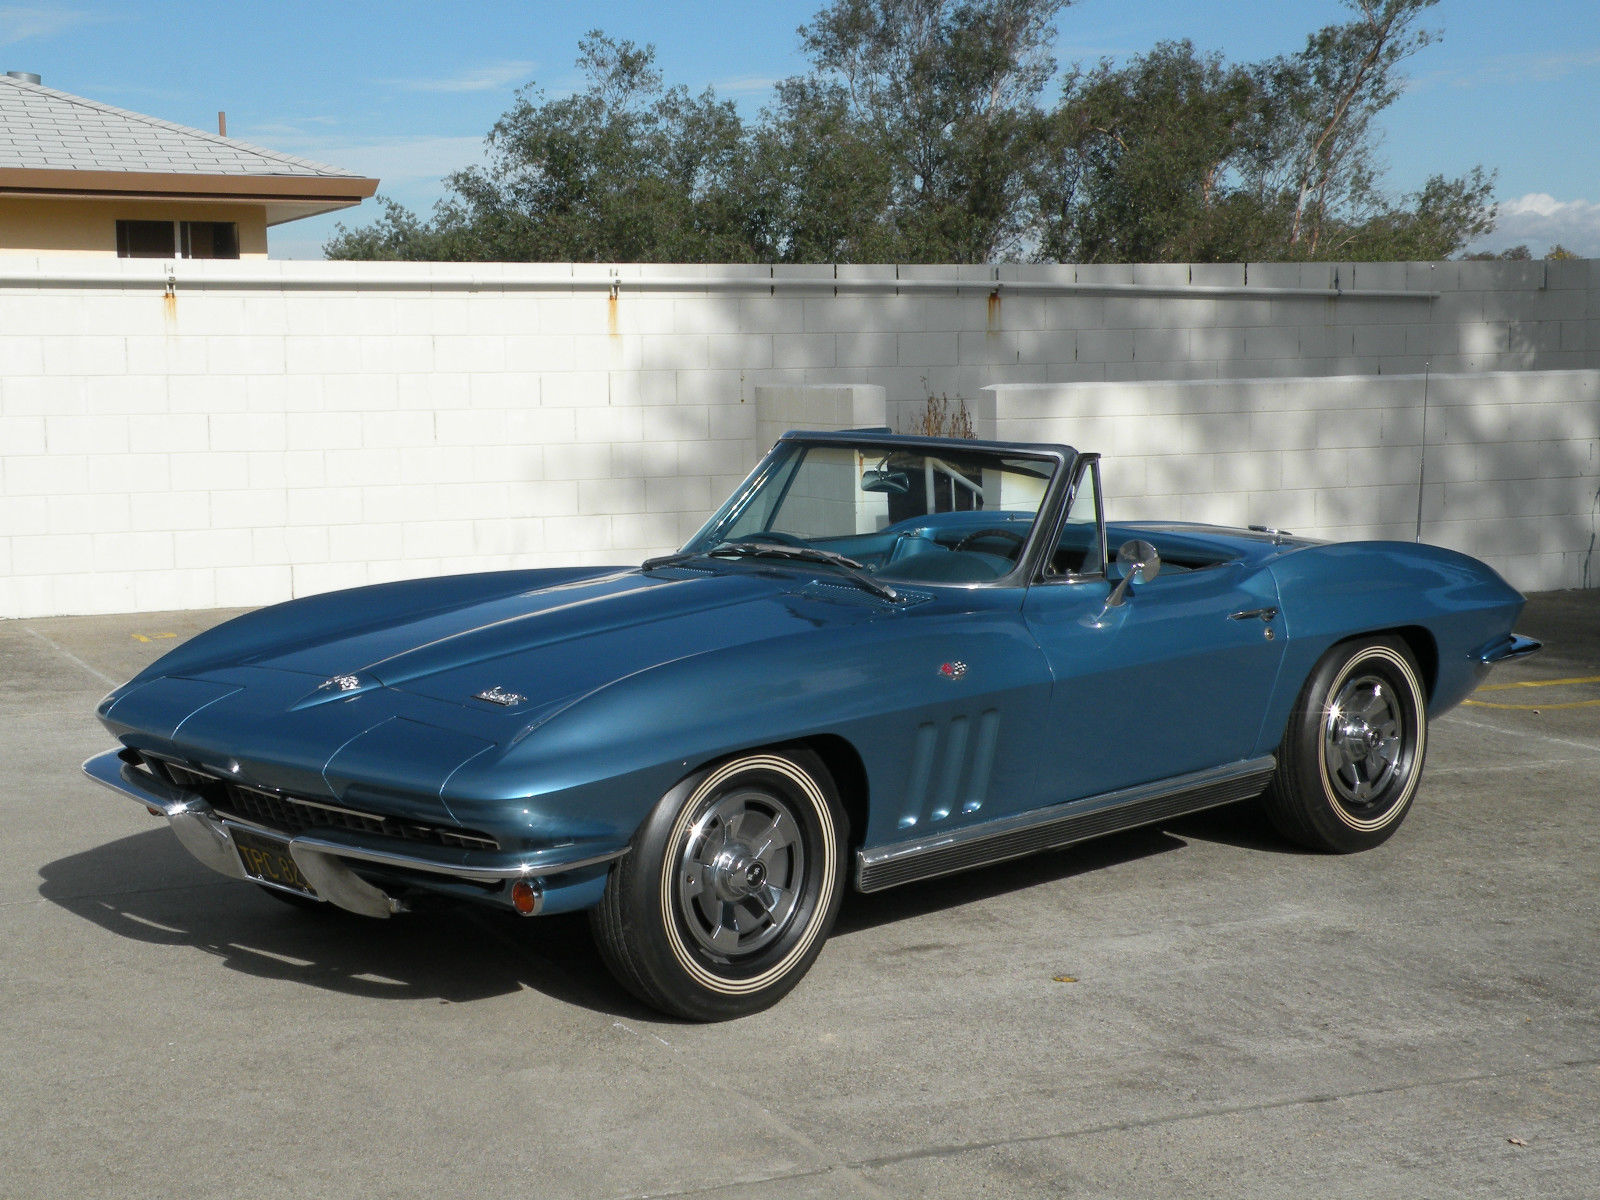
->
xmin=1104 ymin=539 xmax=1160 ymax=608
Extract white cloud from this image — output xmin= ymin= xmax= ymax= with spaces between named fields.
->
xmin=237 ymin=131 xmax=487 ymax=185
xmin=709 ymin=75 xmax=780 ymax=96
xmin=1472 ymin=193 xmax=1600 ymax=257
xmin=0 ymin=5 xmax=104 ymax=46
xmin=392 ymin=60 xmax=536 ymax=94
xmin=1416 ymin=48 xmax=1600 ymax=91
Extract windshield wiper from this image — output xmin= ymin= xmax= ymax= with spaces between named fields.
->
xmin=640 ymin=549 xmax=703 ymax=572
xmin=642 ymin=540 xmax=900 ymax=602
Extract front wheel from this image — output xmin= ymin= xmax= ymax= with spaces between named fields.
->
xmin=590 ymin=749 xmax=848 ymax=1020
xmin=1264 ymin=636 xmax=1429 ymax=853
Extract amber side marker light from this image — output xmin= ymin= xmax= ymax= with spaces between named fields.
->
xmin=511 ymin=879 xmax=543 ymax=916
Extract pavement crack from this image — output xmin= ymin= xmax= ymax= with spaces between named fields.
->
xmin=853 ymin=1057 xmax=1600 ymax=1170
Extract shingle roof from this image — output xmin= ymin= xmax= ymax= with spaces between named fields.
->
xmin=0 ymin=74 xmax=363 ymax=178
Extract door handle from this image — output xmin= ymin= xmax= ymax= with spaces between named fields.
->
xmin=1228 ymin=607 xmax=1279 ymax=622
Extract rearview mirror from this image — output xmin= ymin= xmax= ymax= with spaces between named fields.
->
xmin=861 ymin=468 xmax=910 ymax=495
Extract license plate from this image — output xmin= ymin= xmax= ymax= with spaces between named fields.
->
xmin=231 ymin=826 xmax=317 ymax=896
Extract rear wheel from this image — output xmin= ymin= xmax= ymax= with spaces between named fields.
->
xmin=591 ymin=749 xmax=847 ymax=1020
xmin=1265 ymin=636 xmax=1428 ymax=852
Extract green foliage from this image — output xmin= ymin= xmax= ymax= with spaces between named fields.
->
xmin=1035 ymin=41 xmax=1280 ymax=262
xmin=1465 ymin=243 xmax=1578 ymax=262
xmin=793 ymin=0 xmax=1067 ymax=262
xmin=328 ymin=33 xmax=768 ymax=263
xmin=325 ymin=0 xmax=1497 ymax=264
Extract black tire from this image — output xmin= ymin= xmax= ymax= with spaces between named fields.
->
xmin=590 ymin=748 xmax=848 ymax=1020
xmin=1264 ymin=635 xmax=1429 ymax=853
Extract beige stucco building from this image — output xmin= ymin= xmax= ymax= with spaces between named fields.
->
xmin=0 ymin=71 xmax=376 ymax=258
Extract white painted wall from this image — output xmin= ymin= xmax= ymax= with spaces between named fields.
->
xmin=1 ymin=256 xmax=1595 ymax=617
xmin=988 ymin=371 xmax=1600 ymax=594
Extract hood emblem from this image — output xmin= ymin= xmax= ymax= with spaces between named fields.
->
xmin=939 ymin=661 xmax=967 ymax=680
xmin=474 ymin=686 xmax=525 ymax=707
xmin=322 ymin=674 xmax=363 ymax=692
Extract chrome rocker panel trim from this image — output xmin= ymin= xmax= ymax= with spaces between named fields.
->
xmin=856 ymin=756 xmax=1278 ymax=893
xmin=83 ymin=750 xmax=627 ymax=919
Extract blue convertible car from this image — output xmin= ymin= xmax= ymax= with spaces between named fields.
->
xmin=86 ymin=430 xmax=1538 ymax=1018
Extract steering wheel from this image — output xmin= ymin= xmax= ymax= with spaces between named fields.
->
xmin=953 ymin=527 xmax=1027 ymax=556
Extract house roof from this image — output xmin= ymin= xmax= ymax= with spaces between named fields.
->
xmin=0 ymin=74 xmax=378 ymax=224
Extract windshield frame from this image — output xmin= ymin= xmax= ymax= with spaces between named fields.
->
xmin=679 ymin=430 xmax=1081 ymax=590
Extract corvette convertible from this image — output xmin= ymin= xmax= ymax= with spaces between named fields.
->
xmin=86 ymin=429 xmax=1538 ymax=1019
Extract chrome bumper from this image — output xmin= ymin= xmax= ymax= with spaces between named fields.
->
xmin=83 ymin=750 xmax=626 ymax=919
xmin=1478 ymin=633 xmax=1543 ymax=665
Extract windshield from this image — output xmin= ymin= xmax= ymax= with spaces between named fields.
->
xmin=680 ymin=440 xmax=1062 ymax=586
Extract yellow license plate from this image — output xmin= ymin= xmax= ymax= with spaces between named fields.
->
xmin=231 ymin=827 xmax=316 ymax=896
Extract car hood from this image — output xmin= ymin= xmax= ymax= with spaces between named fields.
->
xmin=261 ymin=567 xmax=866 ymax=712
xmin=100 ymin=566 xmax=894 ymax=806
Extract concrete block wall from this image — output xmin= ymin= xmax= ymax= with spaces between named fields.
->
xmin=990 ymin=370 xmax=1600 ymax=593
xmin=755 ymin=383 xmax=887 ymax=451
xmin=2 ymin=256 xmax=1596 ymax=617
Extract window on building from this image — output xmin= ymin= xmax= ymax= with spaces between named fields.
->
xmin=115 ymin=219 xmax=175 ymax=258
xmin=116 ymin=220 xmax=240 ymax=259
xmin=181 ymin=221 xmax=239 ymax=259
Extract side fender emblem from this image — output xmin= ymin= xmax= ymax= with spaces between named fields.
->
xmin=939 ymin=661 xmax=967 ymax=680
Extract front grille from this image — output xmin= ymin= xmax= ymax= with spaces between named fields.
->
xmin=153 ymin=759 xmax=500 ymax=852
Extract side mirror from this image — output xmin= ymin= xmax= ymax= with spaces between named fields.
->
xmin=1104 ymin=539 xmax=1160 ymax=608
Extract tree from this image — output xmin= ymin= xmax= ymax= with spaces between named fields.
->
xmin=326 ymin=33 xmax=764 ymax=262
xmin=1036 ymin=41 xmax=1279 ymax=262
xmin=1028 ymin=4 xmax=1493 ymax=264
xmin=1273 ymin=0 xmax=1444 ymax=255
xmin=749 ymin=77 xmax=900 ymax=262
xmin=1310 ymin=168 xmax=1495 ymax=261
xmin=326 ymin=1 xmax=1496 ymax=265
xmin=793 ymin=0 xmax=1070 ymax=262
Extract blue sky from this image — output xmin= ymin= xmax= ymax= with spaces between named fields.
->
xmin=5 ymin=0 xmax=1597 ymax=258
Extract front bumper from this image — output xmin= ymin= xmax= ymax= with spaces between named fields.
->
xmin=83 ymin=749 xmax=627 ymax=918
xmin=1478 ymin=633 xmax=1543 ymax=665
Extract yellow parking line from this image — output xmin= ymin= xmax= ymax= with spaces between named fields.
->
xmin=1464 ymin=698 xmax=1600 ymax=710
xmin=1473 ymin=674 xmax=1600 ymax=692
xmin=1465 ymin=673 xmax=1600 ymax=710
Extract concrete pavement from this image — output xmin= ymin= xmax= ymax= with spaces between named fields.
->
xmin=2 ymin=591 xmax=1596 ymax=1199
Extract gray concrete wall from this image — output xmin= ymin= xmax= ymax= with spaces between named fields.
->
xmin=2 ymin=256 xmax=1596 ymax=617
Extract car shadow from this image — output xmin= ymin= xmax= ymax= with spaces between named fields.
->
xmin=37 ymin=829 xmax=658 ymax=1020
xmin=1164 ymin=799 xmax=1309 ymax=854
xmin=832 ymin=824 xmax=1189 ymax=937
xmin=44 ymin=806 xmax=1295 ymax=1019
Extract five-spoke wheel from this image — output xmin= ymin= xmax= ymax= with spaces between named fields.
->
xmin=591 ymin=748 xmax=847 ymax=1020
xmin=1265 ymin=636 xmax=1428 ymax=852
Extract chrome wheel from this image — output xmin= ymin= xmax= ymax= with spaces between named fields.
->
xmin=1321 ymin=672 xmax=1405 ymax=810
xmin=1266 ymin=636 xmax=1428 ymax=852
xmin=591 ymin=748 xmax=847 ymax=1020
xmin=676 ymin=787 xmax=805 ymax=960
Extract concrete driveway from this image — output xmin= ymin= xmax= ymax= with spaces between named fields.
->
xmin=2 ymin=591 xmax=1596 ymax=1199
